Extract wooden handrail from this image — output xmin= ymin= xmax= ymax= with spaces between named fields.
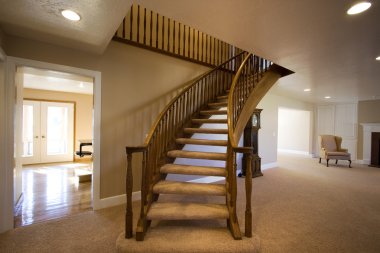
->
xmin=144 ymin=52 xmax=246 ymax=147
xmin=125 ymin=51 xmax=247 ymax=240
xmin=225 ymin=53 xmax=272 ymax=238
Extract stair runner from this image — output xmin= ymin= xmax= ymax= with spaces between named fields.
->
xmin=147 ymin=91 xmax=230 ymax=221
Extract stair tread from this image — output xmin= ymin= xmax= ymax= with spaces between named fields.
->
xmin=160 ymin=164 xmax=226 ymax=176
xmin=147 ymin=202 xmax=229 ymax=220
xmin=208 ymin=101 xmax=228 ymax=108
xmin=192 ymin=119 xmax=228 ymax=124
xmin=167 ymin=150 xmax=227 ymax=160
xmin=184 ymin=128 xmax=228 ymax=134
xmin=217 ymin=95 xmax=228 ymax=100
xmin=199 ymin=110 xmax=227 ymax=115
xmin=176 ymin=138 xmax=228 ymax=146
xmin=153 ymin=180 xmax=226 ymax=196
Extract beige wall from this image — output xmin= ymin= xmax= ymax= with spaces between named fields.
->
xmin=257 ymin=91 xmax=315 ymax=164
xmin=4 ymin=35 xmax=209 ymax=198
xmin=357 ymin=100 xmax=380 ymax=159
xmin=23 ymin=88 xmax=93 ymax=160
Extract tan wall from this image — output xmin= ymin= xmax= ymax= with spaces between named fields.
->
xmin=23 ymin=88 xmax=93 ymax=160
xmin=357 ymin=100 xmax=380 ymax=159
xmin=257 ymin=91 xmax=315 ymax=164
xmin=4 ymin=35 xmax=209 ymax=198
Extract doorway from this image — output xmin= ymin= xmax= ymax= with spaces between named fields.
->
xmin=277 ymin=107 xmax=312 ymax=156
xmin=14 ymin=65 xmax=95 ymax=227
xmin=22 ymin=100 xmax=75 ymax=164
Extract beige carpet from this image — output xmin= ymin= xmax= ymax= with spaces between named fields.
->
xmin=1 ymin=154 xmax=380 ymax=252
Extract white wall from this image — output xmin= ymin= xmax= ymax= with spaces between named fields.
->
xmin=278 ymin=107 xmax=311 ymax=155
xmin=316 ymin=103 xmax=358 ymax=160
xmin=257 ymin=91 xmax=315 ymax=165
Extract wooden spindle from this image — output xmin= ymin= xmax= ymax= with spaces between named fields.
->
xmin=161 ymin=16 xmax=164 ymax=50
xmin=173 ymin=21 xmax=176 ymax=53
xmin=130 ymin=6 xmax=133 ymax=40
xmin=137 ymin=5 xmax=140 ymax=43
xmin=188 ymin=26 xmax=190 ymax=57
xmin=143 ymin=8 xmax=146 ymax=44
xmin=149 ymin=11 xmax=153 ymax=46
xmin=167 ymin=18 xmax=170 ymax=52
xmin=156 ymin=13 xmax=159 ymax=48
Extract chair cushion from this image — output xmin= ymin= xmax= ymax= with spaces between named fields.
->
xmin=322 ymin=135 xmax=337 ymax=152
xmin=326 ymin=151 xmax=351 ymax=160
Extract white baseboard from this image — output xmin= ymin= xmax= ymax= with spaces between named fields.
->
xmin=356 ymin=160 xmax=369 ymax=165
xmin=261 ymin=162 xmax=278 ymax=170
xmin=93 ymin=191 xmax=141 ymax=210
xmin=278 ymin=149 xmax=311 ymax=156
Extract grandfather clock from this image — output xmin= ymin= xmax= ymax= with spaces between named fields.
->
xmin=238 ymin=109 xmax=263 ymax=178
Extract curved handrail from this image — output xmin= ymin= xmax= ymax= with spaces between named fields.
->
xmin=143 ymin=51 xmax=246 ymax=147
xmin=227 ymin=53 xmax=253 ymax=147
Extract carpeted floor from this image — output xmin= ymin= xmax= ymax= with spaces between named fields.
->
xmin=1 ymin=154 xmax=379 ymax=252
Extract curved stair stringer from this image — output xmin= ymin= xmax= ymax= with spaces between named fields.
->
xmin=232 ymin=68 xmax=282 ymax=144
xmin=225 ymin=62 xmax=293 ymax=239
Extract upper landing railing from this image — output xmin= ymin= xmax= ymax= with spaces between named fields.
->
xmin=114 ymin=4 xmax=244 ymax=67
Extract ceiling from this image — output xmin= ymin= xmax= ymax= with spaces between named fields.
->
xmin=20 ymin=67 xmax=93 ymax=95
xmin=1 ymin=0 xmax=379 ymax=104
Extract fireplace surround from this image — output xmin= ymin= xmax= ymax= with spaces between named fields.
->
xmin=361 ymin=123 xmax=380 ymax=166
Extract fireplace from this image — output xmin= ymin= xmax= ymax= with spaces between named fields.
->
xmin=371 ymin=132 xmax=380 ymax=167
xmin=361 ymin=123 xmax=380 ymax=165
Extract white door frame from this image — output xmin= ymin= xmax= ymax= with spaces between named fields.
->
xmin=3 ymin=56 xmax=102 ymax=232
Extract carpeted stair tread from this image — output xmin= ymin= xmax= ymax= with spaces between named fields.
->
xmin=199 ymin=110 xmax=227 ymax=115
xmin=167 ymin=150 xmax=227 ymax=160
xmin=208 ymin=101 xmax=228 ymax=108
xmin=176 ymin=138 xmax=228 ymax=146
xmin=147 ymin=202 xmax=229 ymax=220
xmin=192 ymin=118 xmax=228 ymax=124
xmin=184 ymin=128 xmax=228 ymax=134
xmin=153 ymin=180 xmax=226 ymax=196
xmin=217 ymin=95 xmax=228 ymax=100
xmin=160 ymin=164 xmax=226 ymax=176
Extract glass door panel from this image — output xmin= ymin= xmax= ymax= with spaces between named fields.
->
xmin=22 ymin=101 xmax=41 ymax=164
xmin=22 ymin=100 xmax=74 ymax=164
xmin=41 ymin=102 xmax=74 ymax=163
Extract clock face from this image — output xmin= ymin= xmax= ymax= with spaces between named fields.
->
xmin=252 ymin=114 xmax=258 ymax=127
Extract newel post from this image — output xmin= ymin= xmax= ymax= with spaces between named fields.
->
xmin=245 ymin=152 xmax=252 ymax=237
xmin=125 ymin=149 xmax=134 ymax=239
xmin=125 ymin=146 xmax=146 ymax=239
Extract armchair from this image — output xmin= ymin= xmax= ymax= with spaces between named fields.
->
xmin=319 ymin=135 xmax=351 ymax=168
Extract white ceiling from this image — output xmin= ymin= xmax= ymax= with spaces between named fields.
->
xmin=1 ymin=0 xmax=379 ymax=104
xmin=20 ymin=67 xmax=93 ymax=95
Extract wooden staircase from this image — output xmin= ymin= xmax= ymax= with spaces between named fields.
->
xmin=149 ymin=91 xmax=230 ymax=222
xmin=125 ymin=52 xmax=293 ymax=241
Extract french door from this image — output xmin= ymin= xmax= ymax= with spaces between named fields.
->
xmin=22 ymin=100 xmax=74 ymax=164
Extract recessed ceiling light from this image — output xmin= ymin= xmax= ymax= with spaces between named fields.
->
xmin=61 ymin=9 xmax=81 ymax=21
xmin=304 ymin=88 xmax=311 ymax=92
xmin=376 ymin=56 xmax=380 ymax=61
xmin=347 ymin=2 xmax=372 ymax=15
xmin=79 ymin=82 xmax=84 ymax=88
xmin=324 ymin=96 xmax=331 ymax=99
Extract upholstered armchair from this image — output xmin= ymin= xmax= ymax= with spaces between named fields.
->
xmin=319 ymin=135 xmax=352 ymax=167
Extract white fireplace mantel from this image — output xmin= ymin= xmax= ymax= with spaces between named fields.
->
xmin=361 ymin=123 xmax=380 ymax=164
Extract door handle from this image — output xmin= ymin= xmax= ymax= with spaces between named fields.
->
xmin=41 ymin=135 xmax=46 ymax=139
xmin=35 ymin=136 xmax=39 ymax=139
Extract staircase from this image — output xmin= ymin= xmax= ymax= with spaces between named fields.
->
xmin=125 ymin=52 xmax=293 ymax=241
xmin=149 ymin=91 xmax=230 ymax=223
